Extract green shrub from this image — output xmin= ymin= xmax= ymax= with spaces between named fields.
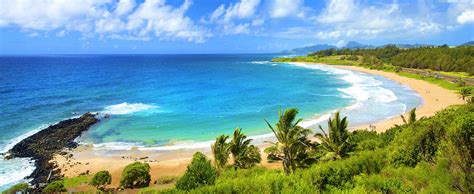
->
xmin=301 ymin=150 xmax=386 ymax=191
xmin=351 ymin=130 xmax=383 ymax=151
xmin=2 ymin=183 xmax=29 ymax=193
xmin=352 ymin=161 xmax=455 ymax=193
xmin=387 ymin=106 xmax=463 ymax=167
xmin=437 ymin=105 xmax=474 ymax=193
xmin=120 ymin=162 xmax=151 ymax=189
xmin=90 ymin=170 xmax=112 ymax=189
xmin=175 ymin=152 xmax=217 ymax=191
xmin=42 ymin=181 xmax=66 ymax=192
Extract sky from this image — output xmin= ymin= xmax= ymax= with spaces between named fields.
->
xmin=0 ymin=0 xmax=473 ymax=54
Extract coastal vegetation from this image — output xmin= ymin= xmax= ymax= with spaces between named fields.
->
xmin=120 ymin=162 xmax=151 ymax=189
xmin=90 ymin=170 xmax=112 ymax=190
xmin=272 ymin=45 xmax=474 ymax=92
xmin=315 ymin=111 xmax=353 ymax=160
xmin=5 ymin=103 xmax=472 ymax=193
xmin=265 ymin=108 xmax=315 ymax=174
xmin=229 ymin=128 xmax=262 ymax=169
xmin=42 ymin=181 xmax=67 ymax=192
xmin=309 ymin=45 xmax=474 ymax=75
xmin=154 ymin=103 xmax=472 ymax=193
xmin=175 ymin=152 xmax=217 ymax=191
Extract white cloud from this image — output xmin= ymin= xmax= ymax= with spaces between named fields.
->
xmin=224 ymin=23 xmax=250 ymax=34
xmin=457 ymin=10 xmax=474 ymax=24
xmin=205 ymin=0 xmax=260 ymax=35
xmin=209 ymin=0 xmax=260 ymax=23
xmin=0 ymin=0 xmax=208 ymax=42
xmin=318 ymin=0 xmax=356 ymax=23
xmin=124 ymin=0 xmax=207 ymax=42
xmin=0 ymin=0 xmax=107 ymax=30
xmin=314 ymin=0 xmax=445 ymax=40
xmin=447 ymin=0 xmax=474 ymax=24
xmin=269 ymin=0 xmax=304 ymax=18
xmin=115 ymin=0 xmax=136 ymax=16
xmin=56 ymin=30 xmax=66 ymax=37
xmin=251 ymin=18 xmax=264 ymax=26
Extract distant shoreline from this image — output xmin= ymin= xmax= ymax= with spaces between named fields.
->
xmin=296 ymin=62 xmax=464 ymax=132
xmin=49 ymin=62 xmax=464 ymax=191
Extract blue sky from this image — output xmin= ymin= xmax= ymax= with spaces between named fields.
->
xmin=0 ymin=0 xmax=473 ymax=54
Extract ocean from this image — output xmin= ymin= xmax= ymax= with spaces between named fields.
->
xmin=0 ymin=54 xmax=422 ymax=190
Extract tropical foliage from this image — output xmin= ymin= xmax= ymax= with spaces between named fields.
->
xmin=459 ymin=87 xmax=472 ymax=102
xmin=42 ymin=181 xmax=66 ymax=192
xmin=265 ymin=108 xmax=316 ymax=174
xmin=90 ymin=170 xmax=112 ymax=190
xmin=400 ymin=108 xmax=417 ymax=124
xmin=229 ymin=128 xmax=261 ymax=169
xmin=175 ymin=152 xmax=217 ymax=191
xmin=161 ymin=103 xmax=473 ymax=193
xmin=119 ymin=162 xmax=151 ymax=189
xmin=210 ymin=128 xmax=261 ymax=170
xmin=211 ymin=134 xmax=230 ymax=169
xmin=315 ymin=111 xmax=354 ymax=160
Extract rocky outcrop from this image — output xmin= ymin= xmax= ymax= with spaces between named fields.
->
xmin=6 ymin=113 xmax=99 ymax=186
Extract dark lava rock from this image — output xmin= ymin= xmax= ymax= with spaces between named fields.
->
xmin=6 ymin=112 xmax=99 ymax=187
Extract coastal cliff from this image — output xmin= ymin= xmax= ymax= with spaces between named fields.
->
xmin=5 ymin=113 xmax=99 ymax=187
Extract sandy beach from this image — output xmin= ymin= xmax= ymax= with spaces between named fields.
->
xmin=52 ymin=63 xmax=464 ymax=191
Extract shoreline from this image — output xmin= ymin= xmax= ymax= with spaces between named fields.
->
xmin=50 ymin=62 xmax=464 ymax=190
xmin=312 ymin=63 xmax=463 ymax=132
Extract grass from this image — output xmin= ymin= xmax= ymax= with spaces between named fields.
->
xmin=437 ymin=71 xmax=474 ymax=79
xmin=396 ymin=72 xmax=462 ymax=91
xmin=272 ymin=55 xmax=361 ymax=66
xmin=62 ymin=175 xmax=91 ymax=188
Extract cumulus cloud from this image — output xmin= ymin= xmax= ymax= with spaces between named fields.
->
xmin=205 ymin=0 xmax=260 ymax=35
xmin=0 ymin=0 xmax=208 ymax=42
xmin=314 ymin=0 xmax=445 ymax=40
xmin=447 ymin=0 xmax=474 ymax=24
xmin=115 ymin=0 xmax=136 ymax=16
xmin=457 ymin=10 xmax=474 ymax=24
xmin=318 ymin=0 xmax=356 ymax=23
xmin=269 ymin=0 xmax=304 ymax=18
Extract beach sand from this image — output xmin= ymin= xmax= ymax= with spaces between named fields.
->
xmin=51 ymin=63 xmax=464 ymax=191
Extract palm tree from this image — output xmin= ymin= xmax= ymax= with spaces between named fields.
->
xmin=401 ymin=108 xmax=417 ymax=124
xmin=459 ymin=87 xmax=472 ymax=103
xmin=211 ymin=135 xmax=230 ymax=169
xmin=229 ymin=128 xmax=261 ymax=169
xmin=314 ymin=111 xmax=352 ymax=160
xmin=265 ymin=108 xmax=314 ymax=175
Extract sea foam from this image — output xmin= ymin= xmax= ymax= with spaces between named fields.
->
xmin=102 ymin=102 xmax=158 ymax=115
xmin=0 ymin=157 xmax=35 ymax=191
xmin=286 ymin=62 xmax=402 ymax=129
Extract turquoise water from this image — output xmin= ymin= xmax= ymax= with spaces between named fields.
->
xmin=0 ymin=54 xmax=421 ymax=189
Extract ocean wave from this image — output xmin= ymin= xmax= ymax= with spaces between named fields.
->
xmin=250 ymin=61 xmax=270 ymax=64
xmin=102 ymin=102 xmax=158 ymax=115
xmin=0 ymin=157 xmax=35 ymax=191
xmin=287 ymin=62 xmax=398 ymax=104
xmin=299 ymin=113 xmax=332 ymax=128
xmin=1 ymin=123 xmax=51 ymax=153
xmin=249 ymin=61 xmax=278 ymax=66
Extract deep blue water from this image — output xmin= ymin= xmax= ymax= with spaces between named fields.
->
xmin=0 ymin=54 xmax=421 ymax=189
